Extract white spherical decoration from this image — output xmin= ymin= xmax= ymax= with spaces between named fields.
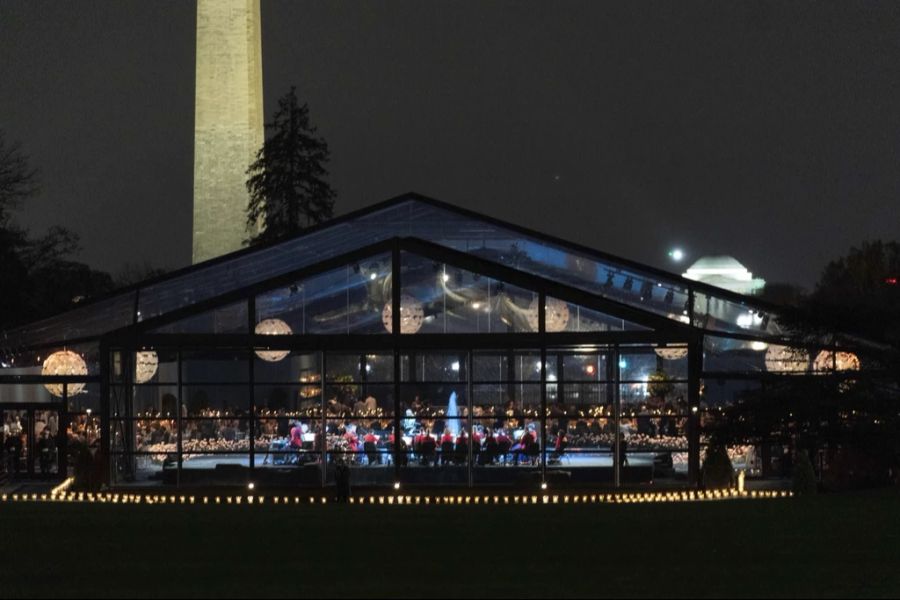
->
xmin=813 ymin=350 xmax=860 ymax=373
xmin=526 ymin=297 xmax=570 ymax=332
xmin=42 ymin=350 xmax=87 ymax=397
xmin=134 ymin=351 xmax=159 ymax=384
xmin=254 ymin=318 xmax=293 ymax=362
xmin=382 ymin=294 xmax=424 ymax=334
xmin=764 ymin=344 xmax=809 ymax=373
xmin=654 ymin=346 xmax=688 ymax=360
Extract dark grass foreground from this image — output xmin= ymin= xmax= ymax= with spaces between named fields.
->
xmin=1 ymin=490 xmax=899 ymax=598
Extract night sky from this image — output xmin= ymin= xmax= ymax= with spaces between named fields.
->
xmin=2 ymin=1 xmax=899 ymax=290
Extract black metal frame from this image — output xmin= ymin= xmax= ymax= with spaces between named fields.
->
xmin=97 ymin=238 xmax=704 ymax=489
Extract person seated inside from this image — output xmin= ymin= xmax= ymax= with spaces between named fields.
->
xmin=513 ymin=427 xmax=539 ymax=466
xmin=550 ymin=429 xmax=568 ymax=464
xmin=389 ymin=427 xmax=408 ymax=467
xmin=363 ymin=429 xmax=379 ymax=465
xmin=439 ymin=428 xmax=455 ymax=466
xmin=343 ymin=427 xmax=359 ymax=454
xmin=289 ymin=420 xmax=305 ymax=464
xmin=495 ymin=429 xmax=512 ymax=464
xmin=419 ymin=431 xmax=437 ymax=466
xmin=480 ymin=428 xmax=498 ymax=465
xmin=454 ymin=430 xmax=469 ymax=465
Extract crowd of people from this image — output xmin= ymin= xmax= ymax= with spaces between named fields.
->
xmin=117 ymin=389 xmax=698 ymax=470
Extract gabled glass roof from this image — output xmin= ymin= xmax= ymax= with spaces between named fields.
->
xmin=1 ymin=193 xmax=784 ymax=351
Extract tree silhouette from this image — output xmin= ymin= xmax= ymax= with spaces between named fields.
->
xmin=245 ymin=87 xmax=336 ymax=245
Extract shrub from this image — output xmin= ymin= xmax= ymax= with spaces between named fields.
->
xmin=702 ymin=444 xmax=734 ymax=489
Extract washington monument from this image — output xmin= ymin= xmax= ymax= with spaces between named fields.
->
xmin=192 ymin=0 xmax=264 ymax=263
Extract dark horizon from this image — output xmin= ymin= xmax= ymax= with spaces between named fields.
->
xmin=3 ymin=1 xmax=900 ymax=290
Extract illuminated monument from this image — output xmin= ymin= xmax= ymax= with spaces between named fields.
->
xmin=192 ymin=0 xmax=264 ymax=263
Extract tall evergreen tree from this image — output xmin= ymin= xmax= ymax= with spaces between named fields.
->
xmin=245 ymin=87 xmax=336 ymax=245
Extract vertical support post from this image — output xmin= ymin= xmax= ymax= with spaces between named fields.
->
xmin=176 ymin=348 xmax=183 ymax=489
xmin=58 ymin=394 xmax=70 ymax=479
xmin=391 ymin=240 xmax=402 ymax=486
xmin=248 ymin=297 xmax=256 ymax=477
xmin=687 ymin=336 xmax=702 ymax=488
xmin=613 ymin=344 xmax=621 ymax=489
xmin=538 ymin=291 xmax=547 ymax=485
xmin=465 ymin=350 xmax=473 ymax=488
xmin=99 ymin=340 xmax=110 ymax=487
xmin=320 ymin=350 xmax=327 ymax=488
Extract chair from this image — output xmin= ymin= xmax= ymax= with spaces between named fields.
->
xmin=549 ymin=438 xmax=569 ymax=466
xmin=440 ymin=441 xmax=455 ymax=466
xmin=420 ymin=438 xmax=437 ymax=466
xmin=454 ymin=440 xmax=469 ymax=465
xmin=480 ymin=438 xmax=498 ymax=465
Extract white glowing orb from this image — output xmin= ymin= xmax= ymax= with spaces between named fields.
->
xmin=526 ymin=297 xmax=570 ymax=332
xmin=654 ymin=346 xmax=688 ymax=360
xmin=135 ymin=350 xmax=159 ymax=384
xmin=382 ymin=294 xmax=424 ymax=334
xmin=764 ymin=344 xmax=809 ymax=373
xmin=42 ymin=350 xmax=88 ymax=397
xmin=254 ymin=318 xmax=293 ymax=361
xmin=813 ymin=350 xmax=861 ymax=373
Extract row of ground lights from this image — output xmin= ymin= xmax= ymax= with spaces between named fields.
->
xmin=0 ymin=487 xmax=791 ymax=506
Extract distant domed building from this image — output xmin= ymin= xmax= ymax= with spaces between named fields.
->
xmin=682 ymin=255 xmax=766 ymax=296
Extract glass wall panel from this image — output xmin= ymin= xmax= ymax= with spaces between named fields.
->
xmin=151 ymin=301 xmax=248 ymax=334
xmin=399 ymin=252 xmax=538 ymax=334
xmin=181 ymin=349 xmax=250 ymax=384
xmin=701 ymin=378 xmax=763 ymax=411
xmin=703 ymin=336 xmax=769 ymax=374
xmin=255 ymin=416 xmax=322 ymax=467
xmin=546 ymin=297 xmax=650 ymax=332
xmin=129 ymin=385 xmax=179 ymax=418
xmin=181 ymin=385 xmax=249 ymax=417
xmin=255 ymin=254 xmax=391 ymax=335
xmin=253 ymin=351 xmax=321 ymax=384
xmin=123 ymin=348 xmax=178 ymax=385
xmin=254 ymin=385 xmax=321 ymax=417
xmin=693 ymin=291 xmax=783 ymax=337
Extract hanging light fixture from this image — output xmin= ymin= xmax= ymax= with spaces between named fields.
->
xmin=654 ymin=346 xmax=688 ymax=360
xmin=813 ymin=350 xmax=860 ymax=373
xmin=382 ymin=294 xmax=424 ymax=334
xmin=254 ymin=318 xmax=293 ymax=362
xmin=134 ymin=350 xmax=159 ymax=384
xmin=42 ymin=350 xmax=88 ymax=397
xmin=526 ymin=297 xmax=570 ymax=332
xmin=764 ymin=344 xmax=809 ymax=373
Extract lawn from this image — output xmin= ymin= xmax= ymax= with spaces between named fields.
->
xmin=1 ymin=490 xmax=899 ymax=598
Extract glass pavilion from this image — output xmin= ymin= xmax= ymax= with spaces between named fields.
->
xmin=0 ymin=193 xmax=808 ymax=488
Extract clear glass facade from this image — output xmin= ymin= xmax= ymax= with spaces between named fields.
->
xmin=0 ymin=195 xmax=844 ymax=488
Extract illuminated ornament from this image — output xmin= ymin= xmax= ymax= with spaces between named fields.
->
xmin=299 ymin=373 xmax=322 ymax=398
xmin=654 ymin=346 xmax=688 ymax=360
xmin=254 ymin=318 xmax=293 ymax=362
xmin=764 ymin=345 xmax=809 ymax=373
xmin=42 ymin=350 xmax=87 ymax=397
xmin=382 ymin=294 xmax=424 ymax=334
xmin=134 ymin=351 xmax=159 ymax=384
xmin=813 ymin=350 xmax=860 ymax=373
xmin=526 ymin=297 xmax=570 ymax=332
